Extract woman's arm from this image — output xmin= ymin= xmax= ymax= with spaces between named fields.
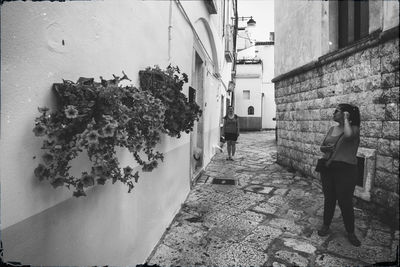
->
xmin=236 ymin=117 xmax=240 ymax=135
xmin=320 ymin=145 xmax=334 ymax=153
xmin=221 ymin=117 xmax=225 ymax=136
xmin=320 ymin=127 xmax=333 ymax=153
xmin=343 ymin=112 xmax=360 ymax=139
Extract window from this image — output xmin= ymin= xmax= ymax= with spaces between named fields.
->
xmin=243 ymin=90 xmax=250 ymax=99
xmin=248 ymin=106 xmax=254 ymax=115
xmin=204 ymin=0 xmax=218 ymax=14
xmin=338 ymin=0 xmax=369 ymax=48
xmin=189 ymin=86 xmax=196 ymax=103
xmin=356 ymin=156 xmax=365 ymax=187
xmin=354 ymin=147 xmax=376 ymax=202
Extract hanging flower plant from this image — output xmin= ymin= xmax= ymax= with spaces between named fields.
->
xmin=33 ymin=73 xmax=166 ymax=197
xmin=139 ymin=65 xmax=202 ymax=138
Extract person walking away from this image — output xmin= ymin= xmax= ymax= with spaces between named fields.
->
xmin=222 ymin=106 xmax=240 ymax=161
xmin=317 ymin=103 xmax=362 ymax=247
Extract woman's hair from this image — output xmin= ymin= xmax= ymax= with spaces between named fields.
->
xmin=338 ymin=103 xmax=361 ymax=126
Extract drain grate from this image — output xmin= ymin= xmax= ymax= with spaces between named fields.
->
xmin=211 ymin=178 xmax=236 ymax=185
xmin=185 ymin=216 xmax=203 ymax=223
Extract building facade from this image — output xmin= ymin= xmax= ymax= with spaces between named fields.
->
xmin=235 ymin=58 xmax=263 ymax=130
xmin=0 ymin=0 xmax=237 ymax=265
xmin=256 ymin=40 xmax=276 ymax=130
xmin=234 ymin=18 xmax=276 ymax=130
xmin=273 ymin=0 xmax=399 ymax=224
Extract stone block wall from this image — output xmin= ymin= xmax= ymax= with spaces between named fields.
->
xmin=273 ymin=30 xmax=399 ymax=225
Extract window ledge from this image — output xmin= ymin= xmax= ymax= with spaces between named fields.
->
xmin=272 ymin=25 xmax=399 ymax=83
xmin=318 ymin=29 xmax=382 ymax=66
xmin=354 ymin=147 xmax=376 ymax=202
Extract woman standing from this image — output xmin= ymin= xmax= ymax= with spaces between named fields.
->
xmin=317 ymin=103 xmax=361 ymax=247
xmin=222 ymin=106 xmax=240 ymax=161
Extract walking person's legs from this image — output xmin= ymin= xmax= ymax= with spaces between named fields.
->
xmin=335 ymin=164 xmax=360 ymax=246
xmin=318 ymin=171 xmax=337 ymax=236
xmin=226 ymin=141 xmax=232 ymax=160
xmin=231 ymin=142 xmax=236 ymax=159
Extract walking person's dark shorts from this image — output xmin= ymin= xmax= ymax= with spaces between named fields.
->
xmin=224 ymin=132 xmax=238 ymax=141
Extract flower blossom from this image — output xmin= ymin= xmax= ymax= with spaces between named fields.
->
xmin=81 ymin=173 xmax=95 ymax=187
xmin=87 ymin=130 xmax=99 ymax=144
xmin=51 ymin=177 xmax=65 ymax=188
xmin=116 ymin=130 xmax=128 ymax=141
xmin=42 ymin=152 xmax=55 ymax=165
xmin=34 ymin=164 xmax=47 ymax=181
xmin=33 ymin=123 xmax=47 ymax=136
xmin=103 ymin=123 xmax=116 ymax=137
xmin=121 ymin=114 xmax=130 ymax=124
xmin=123 ymin=166 xmax=133 ymax=176
xmin=65 ymin=105 xmax=79 ymax=119
xmin=93 ymin=165 xmax=104 ymax=175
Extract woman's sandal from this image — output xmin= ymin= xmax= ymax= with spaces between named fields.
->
xmin=347 ymin=233 xmax=361 ymax=247
xmin=317 ymin=225 xmax=331 ymax=236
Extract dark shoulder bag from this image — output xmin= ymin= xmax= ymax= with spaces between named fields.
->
xmin=315 ymin=132 xmax=343 ymax=173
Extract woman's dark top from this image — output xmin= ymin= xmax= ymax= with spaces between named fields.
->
xmin=322 ymin=126 xmax=360 ymax=165
xmin=224 ymin=115 xmax=239 ymax=134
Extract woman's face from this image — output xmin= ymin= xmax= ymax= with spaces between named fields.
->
xmin=333 ymin=106 xmax=343 ymax=122
xmin=228 ymin=107 xmax=234 ymax=114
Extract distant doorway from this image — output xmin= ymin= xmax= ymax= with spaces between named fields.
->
xmin=190 ymin=52 xmax=204 ymax=182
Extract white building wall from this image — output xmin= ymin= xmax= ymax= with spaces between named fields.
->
xmin=257 ymin=44 xmax=276 ymax=129
xmin=274 ymin=0 xmax=322 ymax=76
xmin=383 ymin=0 xmax=400 ymax=31
xmin=235 ymin=64 xmax=262 ymax=118
xmin=237 ymin=44 xmax=256 ymax=59
xmin=0 ymin=0 xmax=232 ymax=265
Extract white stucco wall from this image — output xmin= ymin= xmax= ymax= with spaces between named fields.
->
xmin=383 ymin=0 xmax=400 ymax=31
xmin=0 ymin=0 xmax=230 ymax=265
xmin=274 ymin=0 xmax=322 ymax=76
xmin=237 ymin=44 xmax=256 ymax=59
xmin=257 ymin=44 xmax=276 ymax=129
xmin=235 ymin=64 xmax=262 ymax=118
xmin=261 ymin=82 xmax=276 ymax=129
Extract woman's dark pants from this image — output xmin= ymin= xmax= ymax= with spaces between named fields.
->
xmin=320 ymin=162 xmax=357 ymax=233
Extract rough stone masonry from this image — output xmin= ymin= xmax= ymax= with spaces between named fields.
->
xmin=273 ymin=28 xmax=399 ymax=226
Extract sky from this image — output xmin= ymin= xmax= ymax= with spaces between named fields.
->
xmin=237 ymin=0 xmax=274 ymax=42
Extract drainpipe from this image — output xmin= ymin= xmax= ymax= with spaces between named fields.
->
xmin=261 ymin=92 xmax=264 ymax=130
xmin=231 ymin=0 xmax=238 ymax=109
xmin=168 ymin=0 xmax=173 ymax=63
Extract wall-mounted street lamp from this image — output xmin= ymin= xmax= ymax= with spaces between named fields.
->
xmin=246 ymin=17 xmax=256 ymax=27
xmin=234 ymin=16 xmax=257 ymax=47
xmin=234 ymin=16 xmax=257 ymax=29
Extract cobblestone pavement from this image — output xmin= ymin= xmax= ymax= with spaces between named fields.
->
xmin=147 ymin=131 xmax=399 ymax=267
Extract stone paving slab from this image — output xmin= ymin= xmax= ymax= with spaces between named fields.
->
xmin=242 ymin=225 xmax=283 ymax=251
xmin=314 ymin=253 xmax=365 ymax=267
xmin=147 ymin=131 xmax=399 ymax=267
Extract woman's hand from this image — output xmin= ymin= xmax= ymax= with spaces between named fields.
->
xmin=343 ymin=111 xmax=350 ymax=121
xmin=320 ymin=145 xmax=334 ymax=153
xmin=343 ymin=111 xmax=358 ymax=138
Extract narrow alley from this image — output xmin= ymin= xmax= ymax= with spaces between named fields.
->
xmin=147 ymin=131 xmax=398 ymax=267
